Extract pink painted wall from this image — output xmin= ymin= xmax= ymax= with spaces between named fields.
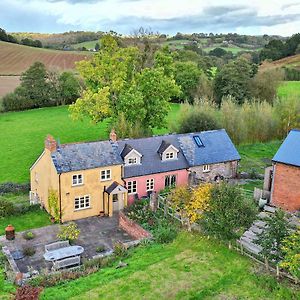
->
xmin=124 ymin=169 xmax=189 ymax=204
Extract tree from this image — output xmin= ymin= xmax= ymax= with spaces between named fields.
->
xmin=58 ymin=72 xmax=81 ymax=105
xmin=256 ymin=210 xmax=290 ymax=264
xmin=209 ymin=47 xmax=227 ymax=58
xmin=70 ymin=35 xmax=180 ymax=133
xmin=94 ymin=42 xmax=100 ymax=51
xmin=214 ymin=58 xmax=257 ymax=105
xmin=173 ymin=61 xmax=202 ymax=102
xmin=280 ymin=226 xmax=300 ymax=281
xmin=200 ymin=183 xmax=257 ymax=241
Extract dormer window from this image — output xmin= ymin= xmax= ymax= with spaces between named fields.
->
xmin=128 ymin=157 xmax=137 ymax=165
xmin=121 ymin=143 xmax=142 ymax=166
xmin=158 ymin=140 xmax=179 ymax=162
xmin=165 ymin=152 xmax=175 ymax=160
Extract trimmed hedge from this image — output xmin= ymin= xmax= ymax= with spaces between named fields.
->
xmin=0 ymin=182 xmax=30 ymax=194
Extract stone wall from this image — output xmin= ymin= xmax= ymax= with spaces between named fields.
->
xmin=271 ymin=163 xmax=300 ymax=211
xmin=190 ymin=160 xmax=238 ymax=182
xmin=119 ymin=212 xmax=152 ymax=240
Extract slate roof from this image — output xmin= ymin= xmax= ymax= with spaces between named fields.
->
xmin=272 ymin=129 xmax=300 ymax=167
xmin=51 ymin=140 xmax=123 ymax=173
xmin=116 ymin=135 xmax=190 ymax=178
xmin=120 ymin=143 xmax=134 ymax=159
xmin=157 ymin=140 xmax=171 ymax=155
xmin=178 ymin=129 xmax=241 ymax=167
xmin=116 ymin=129 xmax=240 ymax=178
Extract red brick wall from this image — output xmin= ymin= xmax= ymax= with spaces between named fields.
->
xmin=272 ymin=163 xmax=300 ymax=211
xmin=119 ymin=212 xmax=152 ymax=240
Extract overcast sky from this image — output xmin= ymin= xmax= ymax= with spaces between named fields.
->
xmin=1 ymin=0 xmax=300 ymax=36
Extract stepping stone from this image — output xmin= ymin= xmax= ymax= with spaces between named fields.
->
xmin=264 ymin=205 xmax=276 ymax=213
xmin=249 ymin=225 xmax=263 ymax=234
xmin=258 ymin=212 xmax=270 ymax=219
xmin=253 ymin=220 xmax=267 ymax=228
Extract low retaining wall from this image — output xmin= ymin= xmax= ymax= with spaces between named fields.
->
xmin=119 ymin=212 xmax=152 ymax=240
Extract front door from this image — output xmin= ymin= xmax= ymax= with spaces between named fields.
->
xmin=112 ymin=193 xmax=125 ymax=211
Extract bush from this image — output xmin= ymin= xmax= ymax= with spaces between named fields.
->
xmin=0 ymin=199 xmax=14 ymax=218
xmin=153 ymin=222 xmax=178 ymax=244
xmin=0 ymin=182 xmax=30 ymax=194
xmin=113 ymin=242 xmax=127 ymax=258
xmin=23 ymin=246 xmax=36 ymax=257
xmin=57 ymin=222 xmax=80 ymax=242
xmin=200 ymin=183 xmax=257 ymax=241
xmin=178 ymin=110 xmax=219 ymax=133
xmin=23 ymin=231 xmax=35 ymax=240
xmin=15 ymin=285 xmax=42 ymax=300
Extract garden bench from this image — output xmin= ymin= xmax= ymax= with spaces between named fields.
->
xmin=52 ymin=255 xmax=80 ymax=270
xmin=45 ymin=241 xmax=70 ymax=252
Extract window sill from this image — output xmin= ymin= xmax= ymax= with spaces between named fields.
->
xmin=203 ymin=170 xmax=210 ymax=173
xmin=72 ymin=184 xmax=84 ymax=187
xmin=128 ymin=192 xmax=137 ymax=195
xmin=74 ymin=206 xmax=92 ymax=212
xmin=100 ymin=178 xmax=112 ymax=182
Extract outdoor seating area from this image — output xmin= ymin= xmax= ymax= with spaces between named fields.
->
xmin=0 ymin=214 xmax=134 ymax=275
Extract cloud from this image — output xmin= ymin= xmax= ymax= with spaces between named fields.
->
xmin=282 ymin=1 xmax=300 ymax=10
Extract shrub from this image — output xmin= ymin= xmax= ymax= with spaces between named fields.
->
xmin=23 ymin=231 xmax=35 ymax=240
xmin=0 ymin=199 xmax=14 ymax=217
xmin=57 ymin=222 xmax=80 ymax=242
xmin=256 ymin=209 xmax=290 ymax=264
xmin=23 ymin=246 xmax=36 ymax=257
xmin=0 ymin=182 xmax=30 ymax=194
xmin=200 ymin=183 xmax=257 ymax=241
xmin=280 ymin=226 xmax=300 ymax=280
xmin=95 ymin=245 xmax=106 ymax=253
xmin=153 ymin=222 xmax=178 ymax=244
xmin=15 ymin=285 xmax=43 ymax=300
xmin=113 ymin=242 xmax=127 ymax=258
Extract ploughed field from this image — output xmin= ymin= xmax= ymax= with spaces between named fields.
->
xmin=0 ymin=41 xmax=89 ymax=75
xmin=0 ymin=76 xmax=20 ymax=97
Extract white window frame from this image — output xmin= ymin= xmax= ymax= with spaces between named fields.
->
xmin=100 ymin=169 xmax=111 ymax=181
xmin=146 ymin=178 xmax=155 ymax=191
xmin=165 ymin=152 xmax=175 ymax=160
xmin=74 ymin=195 xmax=90 ymax=211
xmin=72 ymin=174 xmax=83 ymax=186
xmin=165 ymin=175 xmax=176 ymax=187
xmin=127 ymin=181 xmax=137 ymax=194
xmin=203 ymin=164 xmax=210 ymax=173
xmin=128 ymin=157 xmax=137 ymax=165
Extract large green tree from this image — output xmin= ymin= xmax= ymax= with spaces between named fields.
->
xmin=214 ymin=58 xmax=257 ymax=105
xmin=70 ymin=35 xmax=180 ymax=132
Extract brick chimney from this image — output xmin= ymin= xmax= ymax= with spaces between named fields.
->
xmin=45 ymin=135 xmax=57 ymax=153
xmin=109 ymin=128 xmax=117 ymax=142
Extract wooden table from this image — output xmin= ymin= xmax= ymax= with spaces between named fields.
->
xmin=43 ymin=245 xmax=84 ymax=262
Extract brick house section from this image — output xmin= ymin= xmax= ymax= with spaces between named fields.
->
xmin=119 ymin=212 xmax=152 ymax=240
xmin=271 ymin=163 xmax=300 ymax=211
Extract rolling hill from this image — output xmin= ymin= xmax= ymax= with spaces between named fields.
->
xmin=0 ymin=41 xmax=90 ymax=75
xmin=260 ymin=54 xmax=300 ymax=72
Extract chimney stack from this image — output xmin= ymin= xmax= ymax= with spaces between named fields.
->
xmin=45 ymin=135 xmax=57 ymax=153
xmin=109 ymin=128 xmax=117 ymax=142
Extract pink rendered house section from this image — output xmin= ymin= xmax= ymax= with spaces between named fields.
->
xmin=124 ymin=169 xmax=189 ymax=204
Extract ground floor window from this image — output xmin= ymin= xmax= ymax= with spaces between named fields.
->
xmin=165 ymin=175 xmax=176 ymax=188
xmin=127 ymin=181 xmax=137 ymax=194
xmin=202 ymin=164 xmax=210 ymax=173
xmin=74 ymin=195 xmax=90 ymax=210
xmin=146 ymin=178 xmax=155 ymax=191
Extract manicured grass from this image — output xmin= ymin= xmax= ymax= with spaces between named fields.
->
xmin=41 ymin=232 xmax=299 ymax=299
xmin=0 ymin=104 xmax=180 ymax=183
xmin=241 ymin=180 xmax=263 ymax=191
xmin=277 ymin=81 xmax=300 ymax=98
xmin=0 ymin=210 xmax=51 ymax=236
xmin=237 ymin=140 xmax=282 ymax=174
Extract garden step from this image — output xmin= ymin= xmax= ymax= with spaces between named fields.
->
xmin=249 ymin=225 xmax=263 ymax=234
xmin=253 ymin=220 xmax=267 ymax=228
xmin=258 ymin=212 xmax=271 ymax=220
xmin=239 ymin=240 xmax=262 ymax=255
xmin=263 ymin=205 xmax=276 ymax=213
xmin=242 ymin=230 xmax=257 ymax=241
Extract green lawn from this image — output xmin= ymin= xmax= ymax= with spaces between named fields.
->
xmin=0 ymin=104 xmax=180 ymax=183
xmin=73 ymin=40 xmax=99 ymax=50
xmin=237 ymin=140 xmax=281 ymax=174
xmin=0 ymin=209 xmax=51 ymax=236
xmin=277 ymin=81 xmax=300 ymax=98
xmin=41 ymin=232 xmax=299 ymax=300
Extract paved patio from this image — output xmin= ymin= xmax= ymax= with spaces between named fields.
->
xmin=0 ymin=214 xmax=134 ymax=273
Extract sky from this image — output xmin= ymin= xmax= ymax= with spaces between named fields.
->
xmin=1 ymin=0 xmax=300 ymax=36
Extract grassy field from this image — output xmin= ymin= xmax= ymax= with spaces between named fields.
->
xmin=73 ymin=40 xmax=99 ymax=49
xmin=277 ymin=81 xmax=300 ymax=98
xmin=0 ymin=41 xmax=89 ymax=75
xmin=40 ymin=232 xmax=299 ymax=300
xmin=0 ymin=104 xmax=180 ymax=183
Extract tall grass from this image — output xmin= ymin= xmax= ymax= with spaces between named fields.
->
xmin=174 ymin=96 xmax=300 ymax=144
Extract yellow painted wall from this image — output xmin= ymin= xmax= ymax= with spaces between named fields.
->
xmin=30 ymin=149 xmax=59 ymax=212
xmin=59 ymin=164 xmax=124 ymax=222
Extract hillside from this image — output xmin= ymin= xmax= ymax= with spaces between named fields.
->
xmin=260 ymin=54 xmax=300 ymax=72
xmin=0 ymin=41 xmax=90 ymax=75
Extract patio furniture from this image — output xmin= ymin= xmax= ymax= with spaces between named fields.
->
xmin=43 ymin=245 xmax=84 ymax=262
xmin=52 ymin=256 xmax=81 ymax=270
xmin=45 ymin=241 xmax=70 ymax=252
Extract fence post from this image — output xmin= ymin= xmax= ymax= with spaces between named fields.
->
xmin=264 ymin=257 xmax=269 ymax=271
xmin=276 ymin=265 xmax=280 ymax=278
